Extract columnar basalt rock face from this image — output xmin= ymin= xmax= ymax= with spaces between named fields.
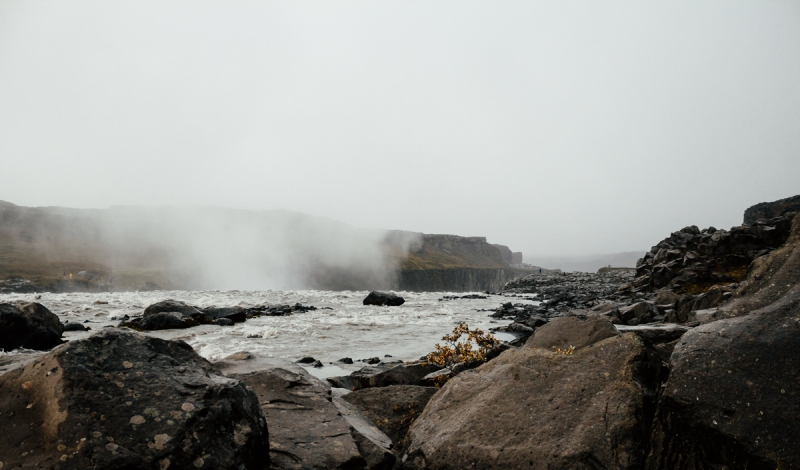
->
xmin=400 ymin=329 xmax=661 ymax=470
xmin=397 ymin=268 xmax=525 ymax=292
xmin=627 ymin=215 xmax=795 ymax=296
xmin=0 ymin=329 xmax=270 ymax=470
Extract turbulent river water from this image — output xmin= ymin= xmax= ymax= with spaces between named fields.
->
xmin=0 ymin=290 xmax=535 ymax=379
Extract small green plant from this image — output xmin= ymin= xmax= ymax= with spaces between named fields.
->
xmin=426 ymin=323 xmax=499 ymax=370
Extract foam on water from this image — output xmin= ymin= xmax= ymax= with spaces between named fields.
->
xmin=0 ymin=289 xmax=535 ymax=374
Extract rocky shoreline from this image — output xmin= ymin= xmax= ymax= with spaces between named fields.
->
xmin=1 ymin=196 xmax=799 ymax=469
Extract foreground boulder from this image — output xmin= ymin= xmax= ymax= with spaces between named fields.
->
xmin=363 ymin=291 xmax=405 ymax=306
xmin=230 ymin=366 xmax=394 ymax=469
xmin=646 ymin=290 xmax=800 ymax=469
xmin=401 ymin=329 xmax=660 ymax=469
xmin=646 ymin=214 xmax=800 ymax=469
xmin=0 ymin=301 xmax=64 ymax=351
xmin=0 ymin=329 xmax=269 ymax=469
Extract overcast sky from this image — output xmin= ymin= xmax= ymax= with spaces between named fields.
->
xmin=1 ymin=1 xmax=798 ymax=258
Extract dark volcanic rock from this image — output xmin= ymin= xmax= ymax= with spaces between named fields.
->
xmin=63 ymin=321 xmax=89 ymax=331
xmin=503 ymin=271 xmax=634 ymax=309
xmin=143 ymin=299 xmax=204 ymax=318
xmin=343 ymin=385 xmax=438 ymax=452
xmin=647 ymin=212 xmax=800 ymax=469
xmin=0 ymin=301 xmax=64 ymax=351
xmin=646 ymin=290 xmax=800 ymax=469
xmin=625 ymin=211 xmax=796 ymax=297
xmin=123 ymin=300 xmax=255 ymax=330
xmin=140 ymin=311 xmax=199 ymax=330
xmin=0 ymin=329 xmax=269 ymax=469
xmin=201 ymin=306 xmax=247 ymax=323
xmin=618 ymin=301 xmax=659 ymax=325
xmin=401 ymin=332 xmax=660 ymax=469
xmin=743 ymin=194 xmax=800 ymax=225
xmin=231 ymin=366 xmax=394 ymax=469
xmin=363 ymin=291 xmax=405 ymax=306
xmin=349 ymin=362 xmax=443 ymax=390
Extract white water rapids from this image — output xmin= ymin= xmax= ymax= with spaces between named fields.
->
xmin=0 ymin=290 xmax=536 ymax=378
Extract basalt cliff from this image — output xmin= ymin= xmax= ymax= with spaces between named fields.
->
xmin=0 ymin=201 xmax=528 ymax=293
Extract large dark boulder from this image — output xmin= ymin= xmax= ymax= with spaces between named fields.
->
xmin=0 ymin=301 xmax=64 ymax=351
xmin=363 ymin=291 xmax=405 ymax=306
xmin=230 ymin=366 xmax=394 ymax=469
xmin=142 ymin=299 xmax=204 ymax=318
xmin=401 ymin=332 xmax=660 ymax=469
xmin=646 ymin=290 xmax=800 ymax=469
xmin=140 ymin=311 xmax=199 ymax=330
xmin=201 ymin=306 xmax=247 ymax=323
xmin=0 ymin=329 xmax=269 ymax=469
xmin=123 ymin=300 xmax=249 ymax=331
xmin=646 ymin=213 xmax=800 ymax=469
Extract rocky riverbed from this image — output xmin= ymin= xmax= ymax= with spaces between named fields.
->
xmin=1 ymin=196 xmax=799 ymax=469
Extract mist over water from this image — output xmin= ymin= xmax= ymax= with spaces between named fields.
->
xmin=3 ymin=203 xmax=420 ymax=290
xmin=102 ymin=206 xmax=426 ymax=290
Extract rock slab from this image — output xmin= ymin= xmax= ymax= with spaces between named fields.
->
xmin=343 ymin=385 xmax=438 ymax=452
xmin=231 ymin=366 xmax=394 ymax=470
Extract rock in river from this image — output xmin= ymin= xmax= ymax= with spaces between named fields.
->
xmin=363 ymin=291 xmax=405 ymax=306
xmin=0 ymin=301 xmax=64 ymax=351
xmin=0 ymin=329 xmax=269 ymax=469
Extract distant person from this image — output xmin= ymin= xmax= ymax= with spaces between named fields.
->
xmin=539 ymin=268 xmax=542 ymax=274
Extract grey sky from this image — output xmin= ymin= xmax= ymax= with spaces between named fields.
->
xmin=1 ymin=1 xmax=798 ymax=259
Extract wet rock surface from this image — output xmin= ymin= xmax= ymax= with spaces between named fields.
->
xmin=119 ymin=299 xmax=318 ymax=330
xmin=0 ymin=329 xmax=269 ymax=470
xmin=0 ymin=301 xmax=64 ymax=351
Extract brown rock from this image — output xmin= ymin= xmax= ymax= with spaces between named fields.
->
xmin=525 ymin=314 xmax=619 ymax=351
xmin=231 ymin=366 xmax=394 ymax=469
xmin=401 ymin=333 xmax=660 ymax=469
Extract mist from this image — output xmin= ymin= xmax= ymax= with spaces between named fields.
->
xmin=1 ymin=201 xmax=422 ymax=290
xmin=1 ymin=1 xmax=799 ymax=259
